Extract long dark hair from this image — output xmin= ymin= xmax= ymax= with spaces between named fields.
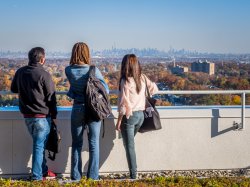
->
xmin=69 ymin=42 xmax=90 ymax=65
xmin=119 ymin=54 xmax=142 ymax=93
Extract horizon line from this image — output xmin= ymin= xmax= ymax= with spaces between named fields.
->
xmin=0 ymin=48 xmax=250 ymax=56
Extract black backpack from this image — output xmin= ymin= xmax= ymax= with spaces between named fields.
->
xmin=86 ymin=66 xmax=112 ymax=121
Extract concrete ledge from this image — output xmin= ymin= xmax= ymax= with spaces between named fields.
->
xmin=0 ymin=106 xmax=250 ymax=176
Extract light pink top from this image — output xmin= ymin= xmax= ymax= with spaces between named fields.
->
xmin=118 ymin=74 xmax=159 ymax=119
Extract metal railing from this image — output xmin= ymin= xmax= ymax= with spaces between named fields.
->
xmin=1 ymin=90 xmax=250 ymax=129
xmin=155 ymin=90 xmax=250 ymax=130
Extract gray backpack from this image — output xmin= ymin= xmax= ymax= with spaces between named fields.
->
xmin=86 ymin=66 xmax=112 ymax=121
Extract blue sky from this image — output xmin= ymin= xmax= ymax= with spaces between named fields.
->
xmin=0 ymin=0 xmax=250 ymax=53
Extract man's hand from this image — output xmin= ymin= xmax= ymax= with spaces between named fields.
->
xmin=52 ymin=118 xmax=57 ymax=125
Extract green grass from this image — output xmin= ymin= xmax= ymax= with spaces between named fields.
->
xmin=0 ymin=177 xmax=250 ymax=187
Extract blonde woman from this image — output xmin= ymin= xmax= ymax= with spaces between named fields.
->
xmin=116 ymin=54 xmax=158 ymax=179
xmin=65 ymin=42 xmax=109 ymax=180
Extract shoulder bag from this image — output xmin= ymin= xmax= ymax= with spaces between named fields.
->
xmin=138 ymin=76 xmax=162 ymax=133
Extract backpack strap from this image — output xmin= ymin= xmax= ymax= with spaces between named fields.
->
xmin=102 ymin=119 xmax=105 ymax=138
xmin=89 ymin=66 xmax=96 ymax=78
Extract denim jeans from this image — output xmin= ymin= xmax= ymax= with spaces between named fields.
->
xmin=121 ymin=111 xmax=144 ymax=179
xmin=25 ymin=117 xmax=51 ymax=180
xmin=71 ymin=104 xmax=101 ymax=180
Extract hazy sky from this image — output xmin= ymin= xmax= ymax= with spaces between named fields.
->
xmin=0 ymin=0 xmax=250 ymax=53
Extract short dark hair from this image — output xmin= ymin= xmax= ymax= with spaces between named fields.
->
xmin=28 ymin=47 xmax=45 ymax=63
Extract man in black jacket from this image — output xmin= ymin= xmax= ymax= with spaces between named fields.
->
xmin=11 ymin=47 xmax=57 ymax=180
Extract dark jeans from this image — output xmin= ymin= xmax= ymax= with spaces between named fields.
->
xmin=121 ymin=111 xmax=144 ymax=179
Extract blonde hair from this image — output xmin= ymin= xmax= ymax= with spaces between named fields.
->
xmin=70 ymin=42 xmax=91 ymax=65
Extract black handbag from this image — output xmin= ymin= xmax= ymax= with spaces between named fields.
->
xmin=138 ymin=77 xmax=162 ymax=133
xmin=46 ymin=121 xmax=61 ymax=161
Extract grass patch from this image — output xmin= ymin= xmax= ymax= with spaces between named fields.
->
xmin=0 ymin=177 xmax=250 ymax=187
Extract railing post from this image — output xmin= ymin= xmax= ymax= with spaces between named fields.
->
xmin=241 ymin=92 xmax=246 ymax=130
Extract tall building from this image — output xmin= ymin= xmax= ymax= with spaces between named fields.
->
xmin=171 ymin=65 xmax=188 ymax=74
xmin=191 ymin=60 xmax=215 ymax=75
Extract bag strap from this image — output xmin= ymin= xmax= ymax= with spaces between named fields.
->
xmin=89 ymin=66 xmax=96 ymax=78
xmin=143 ymin=75 xmax=150 ymax=97
xmin=102 ymin=119 xmax=105 ymax=138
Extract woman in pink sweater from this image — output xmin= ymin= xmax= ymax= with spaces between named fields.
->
xmin=116 ymin=54 xmax=158 ymax=179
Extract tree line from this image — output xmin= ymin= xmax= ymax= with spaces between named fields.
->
xmin=0 ymin=58 xmax=250 ymax=106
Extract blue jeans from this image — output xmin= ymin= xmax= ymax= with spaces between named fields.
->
xmin=71 ymin=104 xmax=101 ymax=180
xmin=25 ymin=117 xmax=51 ymax=180
xmin=121 ymin=111 xmax=144 ymax=179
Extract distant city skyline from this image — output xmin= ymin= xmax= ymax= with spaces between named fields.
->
xmin=0 ymin=0 xmax=250 ymax=54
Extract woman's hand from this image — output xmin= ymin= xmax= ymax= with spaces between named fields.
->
xmin=116 ymin=121 xmax=121 ymax=131
xmin=116 ymin=114 xmax=123 ymax=131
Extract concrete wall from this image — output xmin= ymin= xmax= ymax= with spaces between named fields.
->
xmin=0 ymin=106 xmax=250 ymax=176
